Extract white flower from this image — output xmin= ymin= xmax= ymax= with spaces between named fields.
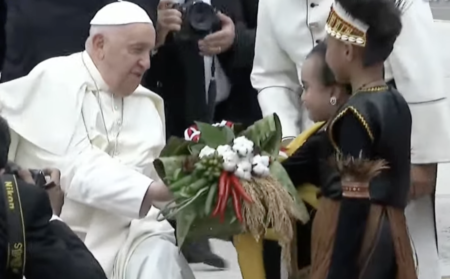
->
xmin=219 ymin=120 xmax=228 ymax=127
xmin=234 ymin=160 xmax=252 ymax=180
xmin=253 ymin=163 xmax=270 ymax=177
xmin=212 ymin=123 xmax=220 ymax=127
xmin=216 ymin=145 xmax=232 ymax=156
xmin=222 ymin=150 xmax=239 ymax=172
xmin=199 ymin=146 xmax=216 ymax=158
xmin=252 ymin=155 xmax=270 ymax=167
xmin=232 ymin=136 xmax=254 ymax=157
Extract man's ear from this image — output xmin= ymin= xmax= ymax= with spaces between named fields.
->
xmin=91 ymin=34 xmax=105 ymax=53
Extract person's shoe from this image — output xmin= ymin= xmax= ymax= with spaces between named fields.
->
xmin=182 ymin=239 xmax=227 ymax=269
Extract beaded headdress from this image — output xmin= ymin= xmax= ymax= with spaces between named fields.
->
xmin=325 ymin=1 xmax=369 ymax=47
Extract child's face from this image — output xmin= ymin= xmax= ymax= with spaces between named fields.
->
xmin=301 ymin=55 xmax=341 ymax=122
xmin=325 ymin=37 xmax=351 ymax=83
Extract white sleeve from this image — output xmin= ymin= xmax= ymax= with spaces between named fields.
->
xmin=13 ymin=126 xmax=152 ymax=219
xmin=50 ymin=215 xmax=63 ymax=222
xmin=386 ymin=2 xmax=450 ymax=164
xmin=251 ymin=0 xmax=302 ymax=138
xmin=61 ymin=134 xmax=152 ymax=219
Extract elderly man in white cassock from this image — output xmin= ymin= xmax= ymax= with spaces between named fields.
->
xmin=0 ymin=2 xmax=196 ymax=279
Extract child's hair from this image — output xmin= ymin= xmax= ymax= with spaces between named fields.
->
xmin=307 ymin=42 xmax=352 ymax=93
xmin=339 ymin=0 xmax=406 ymax=66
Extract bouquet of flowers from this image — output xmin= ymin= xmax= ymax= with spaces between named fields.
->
xmin=154 ymin=114 xmax=309 ymax=262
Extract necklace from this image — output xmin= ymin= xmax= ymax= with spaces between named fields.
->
xmin=81 ymin=55 xmax=124 ymax=156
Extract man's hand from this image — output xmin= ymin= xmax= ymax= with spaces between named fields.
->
xmin=409 ymin=164 xmax=437 ymax=201
xmin=156 ymin=0 xmax=182 ymax=48
xmin=139 ymin=180 xmax=173 ymax=217
xmin=198 ymin=12 xmax=235 ymax=56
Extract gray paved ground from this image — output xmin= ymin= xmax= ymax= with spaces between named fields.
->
xmin=193 ymin=3 xmax=450 ymax=278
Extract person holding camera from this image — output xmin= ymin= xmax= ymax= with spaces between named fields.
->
xmin=0 ymin=117 xmax=108 ymax=279
xmin=143 ymin=0 xmax=258 ymax=267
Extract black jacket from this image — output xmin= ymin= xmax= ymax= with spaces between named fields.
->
xmin=0 ymin=176 xmax=107 ymax=279
xmin=0 ymin=0 xmax=157 ymax=81
xmin=144 ymin=0 xmax=260 ymax=137
xmin=213 ymin=0 xmax=261 ymax=128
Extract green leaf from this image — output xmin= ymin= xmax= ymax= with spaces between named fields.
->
xmin=153 ymin=156 xmax=188 ymax=184
xmin=176 ymin=206 xmax=197 ymax=248
xmin=195 ymin=122 xmax=234 ymax=148
xmin=270 ymin=161 xmax=310 ymax=224
xmin=161 ymin=137 xmax=191 ymax=157
xmin=188 ymin=143 xmax=205 ymax=156
xmin=232 ymin=123 xmax=246 ymax=135
xmin=239 ymin=114 xmax=282 ymax=157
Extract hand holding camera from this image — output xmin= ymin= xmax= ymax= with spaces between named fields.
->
xmin=156 ymin=0 xmax=235 ymax=54
xmin=198 ymin=12 xmax=235 ymax=56
xmin=156 ymin=0 xmax=183 ymax=48
xmin=14 ymin=167 xmax=64 ymax=216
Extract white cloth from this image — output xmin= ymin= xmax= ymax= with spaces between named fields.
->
xmin=1 ymin=51 xmax=190 ymax=279
xmin=171 ymin=0 xmax=231 ymax=104
xmin=251 ymin=0 xmax=328 ymax=137
xmin=50 ymin=215 xmax=62 ymax=222
xmin=90 ymin=1 xmax=153 ymax=25
xmin=406 ymin=196 xmax=440 ymax=279
xmin=252 ymin=0 xmax=450 ymax=164
xmin=124 ymin=235 xmax=195 ymax=279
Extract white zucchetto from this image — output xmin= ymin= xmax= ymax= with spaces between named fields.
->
xmin=90 ymin=1 xmax=153 ymax=26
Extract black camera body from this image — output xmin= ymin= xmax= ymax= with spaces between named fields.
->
xmin=5 ymin=162 xmax=46 ymax=188
xmin=172 ymin=0 xmax=221 ymax=42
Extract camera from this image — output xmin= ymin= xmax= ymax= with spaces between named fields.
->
xmin=171 ymin=0 xmax=221 ymax=42
xmin=5 ymin=162 xmax=47 ymax=188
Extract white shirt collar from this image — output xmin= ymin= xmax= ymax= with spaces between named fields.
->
xmin=82 ymin=51 xmax=110 ymax=92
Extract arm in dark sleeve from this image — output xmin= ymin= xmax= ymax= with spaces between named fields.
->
xmin=218 ymin=0 xmax=256 ymax=70
xmin=24 ymin=189 xmax=107 ymax=279
xmin=326 ymin=113 xmax=372 ymax=279
xmin=282 ymin=134 xmax=321 ymax=186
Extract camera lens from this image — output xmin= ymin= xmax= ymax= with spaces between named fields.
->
xmin=187 ymin=2 xmax=216 ymax=32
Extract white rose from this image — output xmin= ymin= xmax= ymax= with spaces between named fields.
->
xmin=234 ymin=167 xmax=252 ymax=180
xmin=216 ymin=145 xmax=232 ymax=156
xmin=222 ymin=150 xmax=239 ymax=172
xmin=199 ymin=146 xmax=216 ymax=158
xmin=232 ymin=137 xmax=254 ymax=157
xmin=253 ymin=163 xmax=270 ymax=177
xmin=252 ymin=155 xmax=270 ymax=167
xmin=233 ymin=136 xmax=254 ymax=147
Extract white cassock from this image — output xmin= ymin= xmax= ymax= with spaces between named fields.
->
xmin=0 ymin=50 xmax=195 ymax=279
xmin=252 ymin=0 xmax=450 ymax=278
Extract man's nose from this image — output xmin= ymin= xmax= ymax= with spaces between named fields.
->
xmin=140 ymin=55 xmax=151 ymax=70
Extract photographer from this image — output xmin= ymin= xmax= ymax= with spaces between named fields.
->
xmin=0 ymin=117 xmax=107 ymax=279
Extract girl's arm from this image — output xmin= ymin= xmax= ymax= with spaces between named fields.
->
xmin=327 ymin=113 xmax=373 ymax=279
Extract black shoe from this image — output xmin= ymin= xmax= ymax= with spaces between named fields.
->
xmin=182 ymin=239 xmax=227 ymax=269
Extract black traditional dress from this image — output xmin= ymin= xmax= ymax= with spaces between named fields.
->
xmin=263 ymin=86 xmax=417 ymax=279
xmin=311 ymin=86 xmax=416 ymax=279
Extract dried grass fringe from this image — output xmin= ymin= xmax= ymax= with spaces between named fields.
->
xmin=330 ymin=153 xmax=389 ymax=182
xmin=240 ymin=175 xmax=303 ymax=274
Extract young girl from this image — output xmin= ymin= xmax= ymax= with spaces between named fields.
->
xmin=235 ymin=42 xmax=352 ymax=279
xmin=311 ymin=0 xmax=416 ymax=278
